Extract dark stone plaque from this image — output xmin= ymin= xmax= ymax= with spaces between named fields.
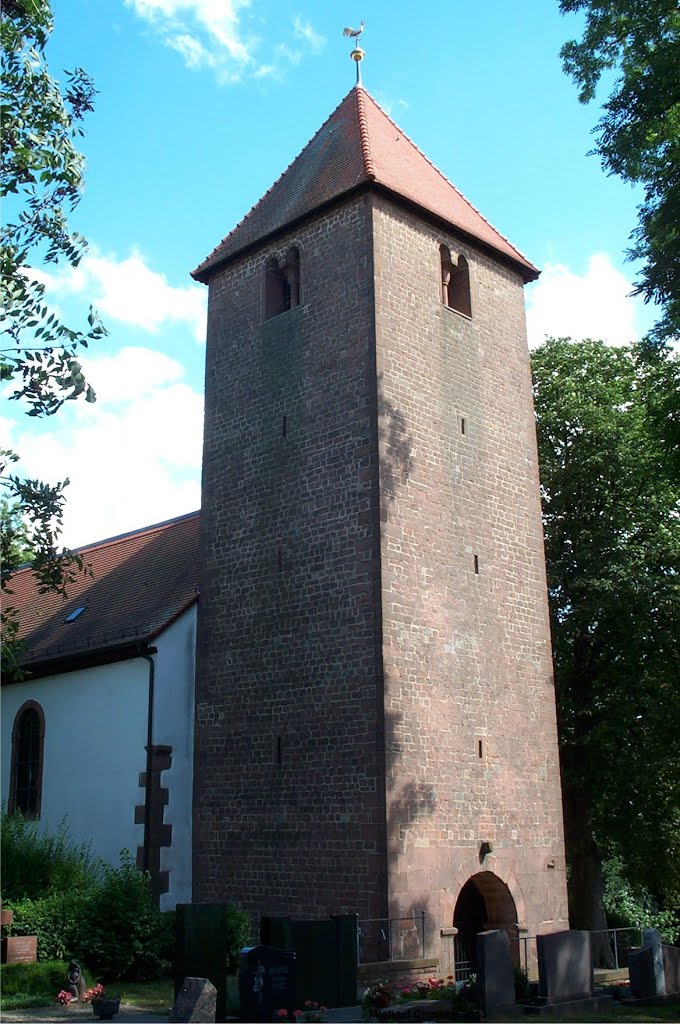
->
xmin=239 ymin=945 xmax=296 ymax=1023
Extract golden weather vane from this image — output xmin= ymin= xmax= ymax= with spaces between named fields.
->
xmin=343 ymin=20 xmax=365 ymax=85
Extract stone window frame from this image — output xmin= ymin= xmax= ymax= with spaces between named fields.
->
xmin=439 ymin=243 xmax=472 ymax=319
xmin=264 ymin=244 xmax=301 ymax=320
xmin=8 ymin=699 xmax=46 ymax=818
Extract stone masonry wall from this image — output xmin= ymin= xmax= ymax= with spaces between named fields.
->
xmin=194 ymin=194 xmax=389 ymax=920
xmin=371 ymin=195 xmax=569 ymax=948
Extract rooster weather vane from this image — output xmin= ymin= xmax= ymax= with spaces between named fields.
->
xmin=343 ymin=20 xmax=365 ymax=84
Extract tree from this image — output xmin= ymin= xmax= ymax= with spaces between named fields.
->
xmin=532 ymin=338 xmax=680 ymax=936
xmin=1 ymin=0 xmax=104 ymax=679
xmin=559 ymin=1 xmax=680 ymax=347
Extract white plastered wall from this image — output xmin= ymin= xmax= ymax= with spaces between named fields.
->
xmin=1 ymin=605 xmax=196 ymax=909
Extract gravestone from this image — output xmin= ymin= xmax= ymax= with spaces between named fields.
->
xmin=629 ymin=945 xmax=665 ymax=1000
xmin=261 ymin=913 xmax=358 ymax=1007
xmin=537 ymin=930 xmax=592 ymax=1004
xmin=477 ymin=929 xmax=515 ymax=1015
xmin=239 ymin=945 xmax=296 ymax=1024
xmin=169 ymin=977 xmax=216 ymax=1023
xmin=662 ymin=945 xmax=680 ymax=996
xmin=643 ymin=929 xmax=666 ymax=996
xmin=1 ymin=935 xmax=37 ymax=964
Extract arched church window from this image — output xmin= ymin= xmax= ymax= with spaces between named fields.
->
xmin=440 ymin=245 xmax=472 ymax=318
xmin=264 ymin=247 xmax=300 ymax=319
xmin=9 ymin=701 xmax=45 ymax=817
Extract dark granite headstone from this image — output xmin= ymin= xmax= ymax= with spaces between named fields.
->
xmin=629 ymin=945 xmax=665 ymax=999
xmin=662 ymin=945 xmax=680 ymax=996
xmin=477 ymin=929 xmax=516 ymax=1014
xmin=239 ymin=945 xmax=296 ymax=1024
xmin=169 ymin=977 xmax=217 ymax=1023
xmin=537 ymin=930 xmax=593 ymax=1004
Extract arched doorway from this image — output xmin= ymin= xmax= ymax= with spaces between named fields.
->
xmin=452 ymin=872 xmax=518 ymax=979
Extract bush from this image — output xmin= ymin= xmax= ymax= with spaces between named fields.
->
xmin=603 ymin=855 xmax=679 ymax=943
xmin=0 ymin=960 xmax=70 ymax=997
xmin=2 ymin=812 xmax=176 ymax=981
xmin=224 ymin=904 xmax=251 ymax=973
xmin=7 ymin=891 xmax=92 ymax=961
xmin=74 ymin=854 xmax=173 ymax=981
xmin=1 ymin=810 xmax=99 ymax=901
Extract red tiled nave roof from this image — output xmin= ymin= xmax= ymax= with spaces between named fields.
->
xmin=4 ymin=511 xmax=200 ymax=671
xmin=192 ymin=86 xmax=538 ymax=283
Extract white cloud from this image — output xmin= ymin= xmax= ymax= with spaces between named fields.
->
xmin=30 ymin=248 xmax=207 ymax=344
xmin=125 ymin=0 xmax=256 ymax=80
xmin=525 ymin=252 xmax=645 ymax=349
xmin=125 ymin=0 xmax=326 ymax=82
xmin=11 ymin=347 xmax=204 ymax=548
xmin=292 ymin=16 xmax=325 ymax=53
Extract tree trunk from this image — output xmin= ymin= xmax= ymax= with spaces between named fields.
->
xmin=561 ymin=753 xmax=614 ymax=967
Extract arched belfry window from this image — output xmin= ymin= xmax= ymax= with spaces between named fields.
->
xmin=264 ymin=246 xmax=300 ymax=319
xmin=9 ymin=700 xmax=45 ymax=817
xmin=440 ymin=245 xmax=472 ymax=318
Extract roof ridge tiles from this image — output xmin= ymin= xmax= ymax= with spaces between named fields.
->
xmin=355 ymin=87 xmax=376 ymax=179
xmin=360 ymin=88 xmax=535 ymax=271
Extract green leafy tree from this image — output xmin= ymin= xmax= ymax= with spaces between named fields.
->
xmin=532 ymin=338 xmax=680 ymax=937
xmin=559 ymin=1 xmax=680 ymax=347
xmin=1 ymin=0 xmax=105 ymax=679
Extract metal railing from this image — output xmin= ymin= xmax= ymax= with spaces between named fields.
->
xmin=452 ymin=927 xmax=643 ymax=981
xmin=512 ymin=934 xmax=536 ymax=977
xmin=357 ymin=912 xmax=427 ymax=964
xmin=590 ymin=927 xmax=643 ymax=970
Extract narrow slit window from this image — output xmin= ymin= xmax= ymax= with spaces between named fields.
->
xmin=474 ymin=554 xmax=479 ymax=574
xmin=478 ymin=739 xmax=483 ymax=758
xmin=461 ymin=417 xmax=466 ymax=435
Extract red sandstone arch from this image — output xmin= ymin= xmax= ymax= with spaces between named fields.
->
xmin=452 ymin=871 xmax=519 ymax=978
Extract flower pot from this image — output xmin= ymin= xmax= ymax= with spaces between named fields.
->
xmin=91 ymin=997 xmax=120 ymax=1020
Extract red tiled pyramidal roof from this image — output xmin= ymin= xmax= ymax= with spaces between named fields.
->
xmin=192 ymin=86 xmax=538 ymax=283
xmin=4 ymin=511 xmax=200 ymax=673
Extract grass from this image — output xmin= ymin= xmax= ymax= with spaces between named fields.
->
xmin=105 ymin=978 xmax=174 ymax=1013
xmin=0 ymin=977 xmax=174 ymax=1015
xmin=546 ymin=997 xmax=680 ymax=1023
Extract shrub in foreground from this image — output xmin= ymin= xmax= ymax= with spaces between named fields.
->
xmin=0 ymin=960 xmax=70 ymax=997
xmin=75 ymin=855 xmax=174 ymax=981
xmin=1 ymin=811 xmax=98 ymax=901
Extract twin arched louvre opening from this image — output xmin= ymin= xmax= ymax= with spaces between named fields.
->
xmin=265 ymin=246 xmax=301 ymax=319
xmin=440 ymin=245 xmax=472 ymax=318
xmin=453 ymin=871 xmax=519 ymax=979
xmin=8 ymin=700 xmax=45 ymax=818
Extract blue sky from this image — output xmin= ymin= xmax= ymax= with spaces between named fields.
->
xmin=4 ymin=0 xmax=656 ymax=548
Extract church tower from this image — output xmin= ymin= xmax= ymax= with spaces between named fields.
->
xmin=192 ymin=85 xmax=569 ymax=958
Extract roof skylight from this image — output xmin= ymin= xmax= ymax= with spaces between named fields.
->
xmin=64 ymin=607 xmax=86 ymax=623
